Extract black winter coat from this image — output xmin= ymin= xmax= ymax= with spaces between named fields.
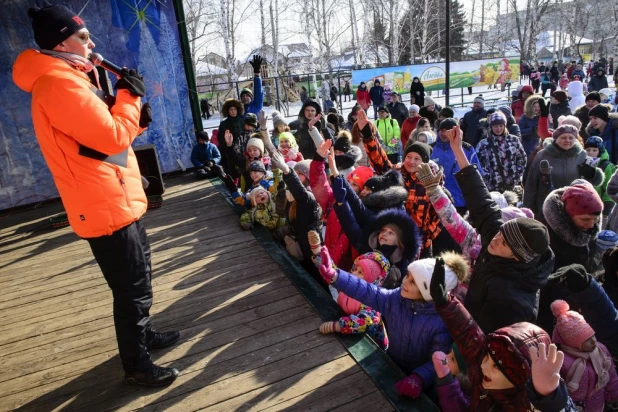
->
xmin=291 ymin=99 xmax=331 ymax=160
xmin=387 ymin=101 xmax=409 ymax=128
xmin=369 ymin=85 xmax=384 ymax=105
xmin=460 ymin=108 xmax=487 ymax=147
xmin=536 ymin=187 xmax=599 ymax=335
xmin=282 ymin=170 xmax=322 ymax=261
xmin=419 ymin=106 xmax=438 ymax=129
xmin=457 ymin=165 xmax=555 ymax=333
xmin=549 ymin=101 xmax=572 ymax=129
xmin=410 ymin=80 xmax=425 ymax=107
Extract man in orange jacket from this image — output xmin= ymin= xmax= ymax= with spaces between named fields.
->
xmin=13 ymin=5 xmax=179 ymax=387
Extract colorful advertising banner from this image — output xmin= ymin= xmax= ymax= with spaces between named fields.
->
xmin=351 ymin=57 xmax=521 ymax=92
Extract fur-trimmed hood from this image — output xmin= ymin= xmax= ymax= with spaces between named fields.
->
xmin=365 ymin=208 xmax=421 ymax=264
xmin=335 ymin=145 xmax=362 ymax=171
xmin=221 ymin=98 xmax=244 ymax=117
xmin=361 ymin=186 xmax=408 ymax=210
xmin=542 ymin=187 xmax=600 ymax=247
xmin=523 ymin=94 xmax=545 ymax=119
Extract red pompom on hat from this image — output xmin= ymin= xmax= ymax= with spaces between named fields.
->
xmin=551 ymin=300 xmax=595 ymax=349
xmin=561 ymin=183 xmax=603 ymax=218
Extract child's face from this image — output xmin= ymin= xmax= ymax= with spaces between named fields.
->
xmin=378 ymin=110 xmax=388 ymax=119
xmin=228 ymin=107 xmax=238 ymax=117
xmin=250 ymin=171 xmax=265 ymax=183
xmin=254 ymin=191 xmax=269 ymax=205
xmin=447 ymin=350 xmax=460 ymax=376
xmin=348 ymin=180 xmax=361 ymax=195
xmin=244 ymin=124 xmax=255 ymax=131
xmin=480 ymin=354 xmax=515 ymax=390
xmin=585 ymin=147 xmax=600 ymax=158
xmin=403 ymin=152 xmax=423 ymax=174
xmin=400 ymin=272 xmax=423 ymax=300
xmin=532 ymin=102 xmax=540 ymax=115
xmin=378 ymin=226 xmax=398 ymax=246
xmin=488 ymin=231 xmax=518 ymax=260
xmin=335 ymin=150 xmax=345 ymax=156
xmin=276 ymin=124 xmax=286 ymax=133
xmin=581 ymin=335 xmax=597 ymax=352
xmin=550 ymin=97 xmax=558 ymax=105
xmin=350 ymin=264 xmax=365 ymax=280
xmin=360 ymin=186 xmax=373 ymax=198
xmin=420 ymin=123 xmax=431 ymax=132
xmin=279 ymin=140 xmax=291 ymax=150
xmin=247 ymin=146 xmax=262 ymax=159
xmin=417 ymin=133 xmax=428 ymax=144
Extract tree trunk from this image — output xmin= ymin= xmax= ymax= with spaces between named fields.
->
xmin=219 ymin=0 xmax=234 ymax=83
xmin=260 ymin=0 xmax=266 ymax=47
xmin=349 ymin=0 xmax=358 ymax=66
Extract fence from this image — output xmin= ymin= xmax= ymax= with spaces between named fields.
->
xmin=195 ymin=70 xmax=353 ymax=118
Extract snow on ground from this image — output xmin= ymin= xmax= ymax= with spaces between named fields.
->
xmin=202 ymin=77 xmax=616 ymax=132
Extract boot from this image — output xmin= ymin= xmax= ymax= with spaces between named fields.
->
xmin=125 ymin=364 xmax=180 ymax=387
xmin=147 ymin=330 xmax=180 ymax=350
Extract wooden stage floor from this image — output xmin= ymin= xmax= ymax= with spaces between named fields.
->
xmin=0 ymin=177 xmax=397 ymax=411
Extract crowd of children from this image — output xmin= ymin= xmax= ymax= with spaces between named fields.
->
xmin=193 ymin=75 xmax=618 ymax=409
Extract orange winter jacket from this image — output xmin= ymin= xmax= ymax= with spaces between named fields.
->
xmin=13 ymin=50 xmax=147 ymax=238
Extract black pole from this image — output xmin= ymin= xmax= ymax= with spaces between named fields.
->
xmin=172 ymin=0 xmax=202 ymax=132
xmin=445 ymin=0 xmax=451 ymax=107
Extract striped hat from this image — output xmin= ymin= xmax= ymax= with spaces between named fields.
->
xmin=500 ymin=218 xmax=550 ymax=263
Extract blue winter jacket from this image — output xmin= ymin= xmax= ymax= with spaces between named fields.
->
xmin=244 ymin=75 xmax=264 ymax=117
xmin=518 ymin=115 xmax=540 ymax=156
xmin=190 ymin=142 xmax=221 ymax=168
xmin=334 ymin=269 xmax=452 ymax=386
xmin=587 ymin=114 xmax=618 ymax=164
xmin=430 ymin=139 xmax=484 ymax=208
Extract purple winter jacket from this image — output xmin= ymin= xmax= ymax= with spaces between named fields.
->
xmin=333 ymin=269 xmax=452 ymax=388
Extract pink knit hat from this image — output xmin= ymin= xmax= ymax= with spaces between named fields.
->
xmin=562 ymin=183 xmax=603 ymax=218
xmin=551 ymin=300 xmax=595 ymax=349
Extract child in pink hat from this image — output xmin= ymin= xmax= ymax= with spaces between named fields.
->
xmin=316 ymin=249 xmax=391 ymax=350
xmin=551 ymin=299 xmax=618 ymax=410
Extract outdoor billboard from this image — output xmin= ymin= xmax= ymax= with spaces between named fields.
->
xmin=351 ymin=57 xmax=521 ymax=92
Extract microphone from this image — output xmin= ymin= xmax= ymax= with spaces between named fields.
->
xmin=89 ymin=53 xmax=123 ymax=77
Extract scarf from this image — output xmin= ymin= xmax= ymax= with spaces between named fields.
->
xmin=561 ymin=344 xmax=611 ymax=392
xmin=40 ymin=49 xmax=100 ymax=88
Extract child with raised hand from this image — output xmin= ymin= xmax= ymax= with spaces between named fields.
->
xmin=429 ymin=261 xmax=577 ymax=411
xmin=278 ymin=132 xmax=304 ymax=164
xmin=239 ymin=187 xmax=281 ymax=231
xmin=314 ymin=243 xmax=467 ymax=398
xmin=310 ymin=231 xmax=390 ymax=350
xmin=550 ymin=299 xmax=618 ymax=410
xmin=271 ymin=151 xmax=322 ymax=262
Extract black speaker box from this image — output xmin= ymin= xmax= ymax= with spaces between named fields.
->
xmin=133 ymin=144 xmax=165 ymax=196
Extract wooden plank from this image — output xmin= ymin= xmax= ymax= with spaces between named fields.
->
xmin=0 ymin=247 xmax=270 ymax=327
xmin=331 ymin=390 xmax=397 ymax=412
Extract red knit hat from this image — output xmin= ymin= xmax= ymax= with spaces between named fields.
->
xmin=486 ymin=323 xmax=551 ymax=387
xmin=551 ymin=300 xmax=595 ymax=349
xmin=347 ymin=166 xmax=374 ymax=191
xmin=561 ymin=183 xmax=603 ymax=218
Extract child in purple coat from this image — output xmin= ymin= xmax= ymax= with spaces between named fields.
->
xmin=551 ymin=299 xmax=618 ymax=411
xmin=313 ymin=241 xmax=467 ymax=398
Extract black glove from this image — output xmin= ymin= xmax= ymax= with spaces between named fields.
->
xmin=430 ymin=257 xmax=449 ymax=307
xmin=360 ymin=124 xmax=373 ymax=141
xmin=578 ymin=163 xmax=596 ymax=180
xmin=114 ymin=68 xmax=146 ymax=97
xmin=603 ymin=248 xmax=618 ymax=281
xmin=553 ymin=264 xmax=590 ymax=292
xmin=538 ymin=98 xmax=549 ymax=117
xmin=249 ymin=55 xmax=264 ymax=74
xmin=139 ymin=103 xmax=152 ymax=128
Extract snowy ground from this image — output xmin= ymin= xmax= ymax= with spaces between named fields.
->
xmin=201 ymin=77 xmax=616 ymax=132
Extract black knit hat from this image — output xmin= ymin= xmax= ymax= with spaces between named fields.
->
xmin=439 ymin=118 xmax=458 ymax=130
xmin=377 ymin=105 xmax=389 ymax=113
xmin=551 ymin=90 xmax=568 ymax=103
xmin=28 ymin=6 xmax=86 ymax=50
xmin=439 ymin=107 xmax=454 ymax=118
xmin=500 ymin=217 xmax=549 ymax=263
xmin=333 ymin=135 xmax=352 ymax=153
xmin=588 ymin=104 xmax=610 ymax=122
xmin=364 ymin=169 xmax=403 ymax=193
xmin=586 ymin=92 xmax=601 ymax=103
xmin=404 ymin=142 xmax=432 ymax=163
xmin=247 ymin=161 xmax=266 ymax=174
